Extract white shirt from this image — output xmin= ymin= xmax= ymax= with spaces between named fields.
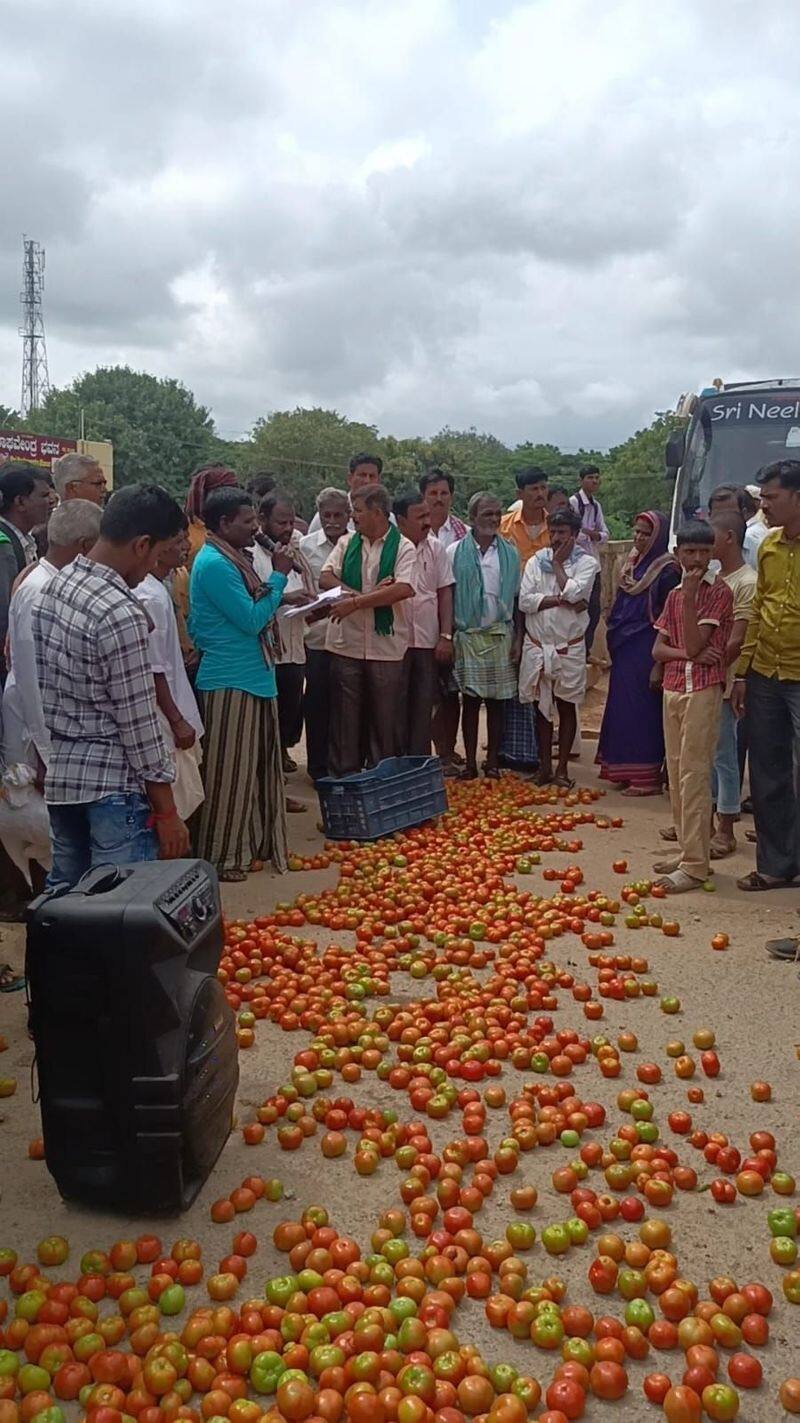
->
xmin=433 ymin=515 xmax=467 ymax=550
xmin=570 ymin=489 xmax=609 ymax=553
xmin=299 ymin=528 xmax=335 ymax=651
xmin=478 ymin=542 xmax=502 ymax=627
xmin=2 ymin=560 xmax=56 ymax=769
xmin=408 ymin=535 xmax=455 ymax=649
xmin=744 ymin=516 xmax=770 ymax=569
xmin=308 ymin=508 xmax=396 ymax=535
xmin=322 ymin=529 xmax=417 ymax=662
xmin=134 ymin=574 xmax=204 ymax=738
xmin=519 ymin=546 xmax=599 ymax=645
xmin=251 ymin=535 xmax=307 ymax=665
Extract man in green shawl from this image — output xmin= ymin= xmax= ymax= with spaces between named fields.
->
xmin=319 ymin=485 xmax=416 ymax=776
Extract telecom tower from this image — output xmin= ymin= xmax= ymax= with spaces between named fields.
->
xmin=19 ymin=237 xmax=51 ymax=417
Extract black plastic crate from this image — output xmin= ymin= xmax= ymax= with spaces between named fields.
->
xmin=317 ymin=756 xmax=447 ymax=841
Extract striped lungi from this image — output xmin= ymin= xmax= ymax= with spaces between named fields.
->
xmin=195 ymin=689 xmax=288 ymax=875
xmin=454 ymin=625 xmax=517 ymax=701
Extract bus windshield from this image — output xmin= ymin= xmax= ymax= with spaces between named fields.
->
xmin=676 ymin=391 xmax=800 ymax=521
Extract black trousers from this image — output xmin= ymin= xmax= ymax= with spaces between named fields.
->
xmin=400 ymin=647 xmax=439 ymax=756
xmin=275 ymin=662 xmax=305 ymax=750
xmin=303 ymin=648 xmax=332 ymax=783
xmin=747 ymin=670 xmax=800 ymax=880
xmin=328 ymin=655 xmax=405 ymax=777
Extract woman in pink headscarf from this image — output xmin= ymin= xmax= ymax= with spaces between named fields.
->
xmin=172 ymin=465 xmax=240 ymax=668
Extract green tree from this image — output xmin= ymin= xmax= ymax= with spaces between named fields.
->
xmin=238 ymin=407 xmax=384 ymax=514
xmin=34 ymin=366 xmax=220 ymax=493
xmin=602 ymin=412 xmax=682 ymax=536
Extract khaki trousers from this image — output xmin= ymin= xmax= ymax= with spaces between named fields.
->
xmin=663 ymin=685 xmax=723 ymax=881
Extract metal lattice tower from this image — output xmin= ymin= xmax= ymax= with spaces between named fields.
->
xmin=19 ymin=237 xmax=51 ymax=417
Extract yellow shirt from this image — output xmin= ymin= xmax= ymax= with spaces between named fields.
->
xmin=499 ymin=508 xmax=549 ymax=567
xmin=736 ymin=527 xmax=800 ymax=681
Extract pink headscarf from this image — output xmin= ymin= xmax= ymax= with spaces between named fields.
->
xmin=185 ymin=464 xmax=238 ymax=521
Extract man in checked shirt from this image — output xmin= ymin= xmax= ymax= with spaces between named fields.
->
xmin=32 ymin=484 xmax=190 ymax=888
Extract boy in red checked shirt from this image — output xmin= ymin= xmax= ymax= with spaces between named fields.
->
xmin=650 ymin=521 xmax=733 ymax=893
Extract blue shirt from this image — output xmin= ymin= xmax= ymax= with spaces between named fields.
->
xmin=189 ymin=543 xmax=287 ymax=698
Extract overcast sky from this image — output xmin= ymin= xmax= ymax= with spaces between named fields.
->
xmin=2 ymin=0 xmax=799 ymax=450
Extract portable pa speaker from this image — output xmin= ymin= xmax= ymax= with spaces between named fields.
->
xmin=26 ymin=859 xmax=239 ymax=1214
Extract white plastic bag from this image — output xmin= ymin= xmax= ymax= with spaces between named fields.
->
xmin=0 ymin=763 xmax=52 ymax=884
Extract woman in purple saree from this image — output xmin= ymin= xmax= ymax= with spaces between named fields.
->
xmin=597 ymin=511 xmax=679 ymax=795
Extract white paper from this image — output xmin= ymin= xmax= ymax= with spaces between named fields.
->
xmin=281 ymin=585 xmax=344 ymax=619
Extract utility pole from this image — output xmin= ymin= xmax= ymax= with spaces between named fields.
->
xmin=19 ymin=237 xmax=51 ymax=418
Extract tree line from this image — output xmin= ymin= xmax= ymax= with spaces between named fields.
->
xmin=2 ymin=366 xmax=683 ymax=537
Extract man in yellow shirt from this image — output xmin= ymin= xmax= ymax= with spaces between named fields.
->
xmin=500 ymin=468 xmax=550 ymax=567
xmin=732 ymin=459 xmax=800 ymax=894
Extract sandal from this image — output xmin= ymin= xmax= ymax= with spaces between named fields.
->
xmin=457 ymin=767 xmax=479 ymax=781
xmin=766 ymin=937 xmax=800 ymax=961
xmin=553 ymin=774 xmax=576 ymax=790
xmin=653 ymin=870 xmax=704 ymax=894
xmin=286 ymin=797 xmax=307 ymax=813
xmin=0 ymin=963 xmax=25 ymax=993
xmin=484 ymin=767 xmax=500 ymax=780
xmin=745 ymin=829 xmax=757 ymax=843
xmin=737 ymin=871 xmax=795 ymax=892
xmin=220 ymin=868 xmax=247 ymax=883
xmin=653 ymin=857 xmax=681 ymax=875
xmin=533 ymin=768 xmax=553 ymax=786
xmin=622 ymin=786 xmax=662 ymax=797
xmin=659 ymin=826 xmax=678 ymax=842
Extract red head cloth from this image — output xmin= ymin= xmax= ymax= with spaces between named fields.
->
xmin=185 ymin=464 xmax=238 ymax=521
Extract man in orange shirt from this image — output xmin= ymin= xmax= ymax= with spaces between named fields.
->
xmin=500 ymin=468 xmax=550 ymax=567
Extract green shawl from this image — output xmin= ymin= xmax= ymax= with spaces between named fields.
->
xmin=340 ymin=523 xmax=401 ymax=635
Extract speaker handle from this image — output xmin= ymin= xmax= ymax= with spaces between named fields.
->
xmin=77 ymin=865 xmax=131 ymax=896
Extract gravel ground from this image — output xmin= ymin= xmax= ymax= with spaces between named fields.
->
xmin=1 ymin=758 xmax=799 ymax=1420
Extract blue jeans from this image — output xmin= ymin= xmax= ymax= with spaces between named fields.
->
xmin=48 ymin=793 xmax=158 ymax=890
xmin=711 ymin=699 xmax=740 ymax=816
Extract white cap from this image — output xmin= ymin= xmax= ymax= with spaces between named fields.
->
xmin=745 ymin=484 xmax=761 ymax=500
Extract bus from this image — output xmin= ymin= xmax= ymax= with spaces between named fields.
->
xmin=666 ymin=378 xmax=800 ymax=535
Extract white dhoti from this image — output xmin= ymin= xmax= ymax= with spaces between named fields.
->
xmin=519 ymin=636 xmax=587 ymax=722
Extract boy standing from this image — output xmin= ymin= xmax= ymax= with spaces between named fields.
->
xmin=652 ymin=522 xmax=733 ymax=893
xmin=708 ymin=511 xmax=757 ymax=858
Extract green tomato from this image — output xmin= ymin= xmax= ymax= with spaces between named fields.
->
xmin=531 ymin=1052 xmax=549 ymax=1073
xmin=389 ymin=1297 xmax=417 ymax=1324
xmin=541 ymin=1224 xmax=571 ymax=1256
xmin=249 ymin=1350 xmax=285 ymax=1395
xmin=566 ymin=1217 xmax=589 ymax=1246
xmin=30 ymin=1410 xmax=64 ymax=1423
xmin=768 ymin=1208 xmax=798 ymax=1238
xmin=624 ymin=1298 xmax=655 ymax=1330
xmin=784 ymin=1270 xmax=800 ymax=1304
xmin=15 ymin=1291 xmax=46 ymax=1323
xmin=562 ymin=1336 xmax=593 ymax=1367
xmin=617 ymin=1268 xmax=647 ymax=1301
xmin=264 ymin=1274 xmax=298 ymax=1308
xmin=700 ymin=1383 xmax=739 ymax=1419
xmin=18 ymin=1365 xmax=52 ymax=1396
xmin=630 ymin=1098 xmax=653 ymax=1121
xmin=489 ymin=1363 xmax=518 ymax=1393
xmin=296 ymin=1269 xmax=324 ymax=1293
xmin=530 ymin=1315 xmax=565 ymax=1349
xmin=560 ymin=1129 xmax=580 ymax=1148
xmin=770 ymin=1236 xmax=798 ymax=1267
xmin=506 ymin=1221 xmax=536 ymax=1250
xmin=158 ymin=1283 xmax=185 ymax=1316
xmin=322 ymin=1310 xmax=350 ymax=1338
xmin=0 ymin=1350 xmax=20 ymax=1378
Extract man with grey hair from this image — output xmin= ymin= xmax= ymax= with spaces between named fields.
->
xmin=52 ymin=453 xmax=107 ymax=505
xmin=299 ymin=488 xmax=350 ymax=781
xmin=3 ymin=499 xmax=103 ymax=776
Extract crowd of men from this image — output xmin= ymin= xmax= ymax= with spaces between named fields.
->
xmin=0 ymin=447 xmax=798 ymax=964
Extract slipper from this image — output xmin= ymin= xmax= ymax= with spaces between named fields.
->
xmin=456 ymin=767 xmax=479 ymax=782
xmin=622 ymin=786 xmax=662 ymax=797
xmin=286 ymin=797 xmax=307 ymax=813
xmin=533 ymin=769 xmax=553 ymax=786
xmin=766 ymin=938 xmax=800 ymax=961
xmin=659 ymin=826 xmax=678 ymax=843
xmin=653 ymin=857 xmax=681 ymax=875
xmin=653 ymin=870 xmax=704 ymax=894
xmin=737 ymin=871 xmax=795 ymax=892
xmin=0 ymin=963 xmax=25 ymax=993
xmin=553 ymin=774 xmax=576 ymax=790
xmin=220 ymin=869 xmax=247 ymax=883
xmin=745 ymin=830 xmax=757 ymax=843
xmin=483 ymin=768 xmax=501 ymax=780
xmin=710 ymin=836 xmax=736 ymax=860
